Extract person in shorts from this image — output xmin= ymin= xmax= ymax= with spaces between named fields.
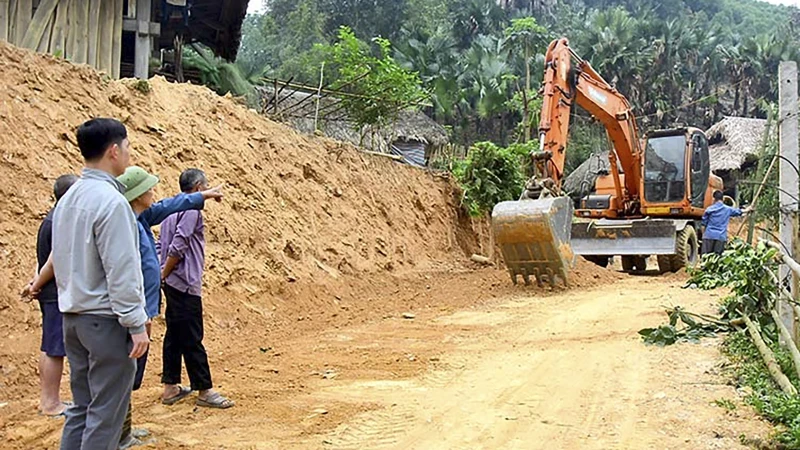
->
xmin=21 ymin=174 xmax=78 ymax=417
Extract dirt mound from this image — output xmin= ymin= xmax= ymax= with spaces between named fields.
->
xmin=0 ymin=40 xmax=488 ymax=389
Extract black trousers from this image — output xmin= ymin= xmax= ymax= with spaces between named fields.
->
xmin=161 ymin=284 xmax=212 ymax=391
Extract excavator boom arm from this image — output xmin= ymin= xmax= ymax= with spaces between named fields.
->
xmin=538 ymin=38 xmax=642 ymax=211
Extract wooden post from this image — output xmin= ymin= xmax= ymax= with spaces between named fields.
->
xmin=174 ymin=33 xmax=184 ymax=82
xmin=133 ymin=0 xmax=150 ymax=79
xmin=7 ymin=0 xmax=17 ymax=46
xmin=49 ymin=1 xmax=68 ymax=57
xmin=97 ymin=0 xmax=113 ymax=74
xmin=0 ymin=0 xmax=10 ymax=42
xmin=779 ymin=61 xmax=799 ymax=342
xmin=314 ymin=62 xmax=325 ymax=131
xmin=111 ymin=0 xmax=123 ymax=79
xmin=13 ymin=0 xmax=30 ymax=44
xmin=76 ymin=0 xmax=89 ymax=63
xmin=87 ymin=0 xmax=101 ymax=67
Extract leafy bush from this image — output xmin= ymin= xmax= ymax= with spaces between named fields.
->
xmin=686 ymin=239 xmax=779 ymax=317
xmin=454 ymin=141 xmax=527 ymax=216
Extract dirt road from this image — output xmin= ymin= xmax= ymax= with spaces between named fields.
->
xmin=305 ymin=276 xmax=770 ymax=450
xmin=1 ymin=272 xmax=771 ymax=449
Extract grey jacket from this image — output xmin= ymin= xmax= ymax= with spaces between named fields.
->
xmin=52 ymin=168 xmax=147 ymax=334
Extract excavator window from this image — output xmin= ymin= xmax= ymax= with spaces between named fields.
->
xmin=690 ymin=132 xmax=710 ymax=208
xmin=643 ymin=135 xmax=686 ymax=204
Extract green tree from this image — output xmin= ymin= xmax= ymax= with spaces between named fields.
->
xmin=322 ymin=26 xmax=428 ymax=133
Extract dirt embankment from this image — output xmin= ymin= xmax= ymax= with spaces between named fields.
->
xmin=0 ymin=42 xmax=490 ymax=389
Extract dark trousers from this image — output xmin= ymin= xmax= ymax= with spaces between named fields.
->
xmin=61 ymin=314 xmax=134 ymax=450
xmin=161 ymin=284 xmax=212 ymax=391
xmin=702 ymin=238 xmax=726 ymax=255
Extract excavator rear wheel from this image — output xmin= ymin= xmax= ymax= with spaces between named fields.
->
xmin=658 ymin=226 xmax=699 ymax=273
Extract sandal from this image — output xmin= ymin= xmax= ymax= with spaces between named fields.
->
xmin=196 ymin=391 xmax=234 ymax=409
xmin=161 ymin=386 xmax=192 ymax=405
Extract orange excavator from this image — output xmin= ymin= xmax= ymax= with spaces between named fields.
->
xmin=491 ymin=37 xmax=723 ymax=286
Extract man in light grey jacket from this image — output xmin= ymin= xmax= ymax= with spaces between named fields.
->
xmin=52 ymin=118 xmax=149 ymax=450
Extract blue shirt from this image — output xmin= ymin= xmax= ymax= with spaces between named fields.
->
xmin=701 ymin=201 xmax=742 ymax=241
xmin=137 ymin=192 xmax=204 ymax=318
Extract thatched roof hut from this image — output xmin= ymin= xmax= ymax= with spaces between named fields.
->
xmin=707 ymin=116 xmax=768 ymax=172
xmin=390 ymin=110 xmax=449 ymax=148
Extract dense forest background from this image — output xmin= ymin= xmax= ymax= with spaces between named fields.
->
xmin=224 ymin=0 xmax=800 ymax=172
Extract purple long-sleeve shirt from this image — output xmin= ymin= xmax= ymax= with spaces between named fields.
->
xmin=158 ymin=209 xmax=205 ymax=296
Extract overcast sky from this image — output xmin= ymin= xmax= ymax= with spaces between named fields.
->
xmin=247 ymin=0 xmax=800 ymax=15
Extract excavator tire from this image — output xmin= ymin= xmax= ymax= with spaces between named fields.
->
xmin=582 ymin=255 xmax=610 ymax=268
xmin=658 ymin=226 xmax=698 ymax=273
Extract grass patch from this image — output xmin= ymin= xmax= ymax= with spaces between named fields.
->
xmin=722 ymin=331 xmax=800 ymax=448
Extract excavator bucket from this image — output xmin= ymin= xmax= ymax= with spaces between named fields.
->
xmin=491 ymin=197 xmax=574 ymax=287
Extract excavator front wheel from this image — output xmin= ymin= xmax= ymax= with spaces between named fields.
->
xmin=657 ymin=226 xmax=699 ymax=273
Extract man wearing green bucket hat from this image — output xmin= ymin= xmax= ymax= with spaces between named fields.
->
xmin=116 ymin=166 xmax=223 ymax=448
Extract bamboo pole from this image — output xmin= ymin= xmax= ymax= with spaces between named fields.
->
xmin=13 ymin=0 xmax=30 ymax=44
xmin=0 ymin=0 xmax=10 ymax=42
xmin=742 ymin=314 xmax=798 ymax=395
xmin=49 ymin=1 xmax=67 ymax=56
xmin=97 ymin=0 xmax=112 ymax=74
xmin=86 ymin=0 xmax=101 ymax=67
xmin=738 ymin=110 xmax=775 ymax=240
xmin=20 ymin=0 xmax=57 ymax=50
xmin=770 ymin=308 xmax=800 ymax=380
xmin=111 ymin=0 xmax=122 ymax=79
xmin=739 ymin=154 xmax=777 ymax=239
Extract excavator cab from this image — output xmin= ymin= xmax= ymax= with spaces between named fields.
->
xmin=572 ymin=128 xmax=719 ymax=273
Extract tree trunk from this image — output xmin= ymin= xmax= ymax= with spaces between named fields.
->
xmin=524 ymin=44 xmax=531 ymax=143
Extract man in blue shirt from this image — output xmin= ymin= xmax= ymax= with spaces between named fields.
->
xmin=701 ymin=190 xmax=752 ymax=255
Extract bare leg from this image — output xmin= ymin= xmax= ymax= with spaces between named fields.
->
xmin=39 ymin=353 xmax=66 ymax=415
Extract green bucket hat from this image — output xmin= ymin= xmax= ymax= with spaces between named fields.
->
xmin=117 ymin=166 xmax=159 ymax=202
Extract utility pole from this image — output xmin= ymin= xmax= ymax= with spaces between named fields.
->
xmin=779 ymin=61 xmax=798 ymax=341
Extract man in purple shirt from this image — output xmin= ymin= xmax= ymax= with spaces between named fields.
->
xmin=159 ymin=168 xmax=234 ymax=409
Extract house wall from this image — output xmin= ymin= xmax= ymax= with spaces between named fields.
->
xmin=0 ymin=0 xmax=127 ymax=77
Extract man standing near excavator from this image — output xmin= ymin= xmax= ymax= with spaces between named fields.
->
xmin=701 ymin=190 xmax=752 ymax=255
